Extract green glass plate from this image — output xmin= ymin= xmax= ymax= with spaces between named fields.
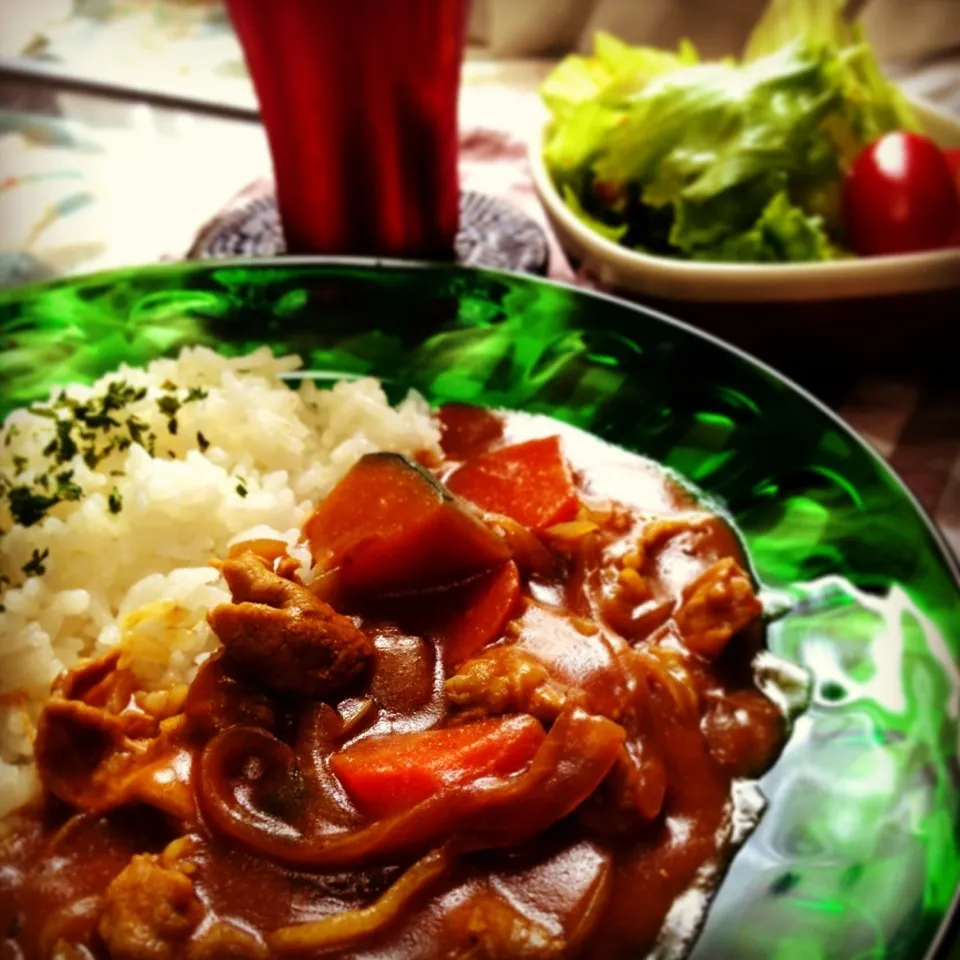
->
xmin=1 ymin=258 xmax=958 ymax=959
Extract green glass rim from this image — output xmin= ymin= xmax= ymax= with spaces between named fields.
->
xmin=5 ymin=251 xmax=957 ymax=587
xmin=1 ymin=255 xmax=958 ymax=958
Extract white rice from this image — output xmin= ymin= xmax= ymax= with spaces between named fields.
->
xmin=0 ymin=346 xmax=440 ymax=818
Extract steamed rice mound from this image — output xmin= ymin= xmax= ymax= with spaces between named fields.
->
xmin=0 ymin=346 xmax=440 ymax=818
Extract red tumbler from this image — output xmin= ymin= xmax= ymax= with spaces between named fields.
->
xmin=225 ymin=0 xmax=468 ymax=258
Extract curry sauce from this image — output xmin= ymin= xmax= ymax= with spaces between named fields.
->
xmin=0 ymin=407 xmax=789 ymax=960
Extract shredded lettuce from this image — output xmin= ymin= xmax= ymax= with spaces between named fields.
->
xmin=541 ymin=31 xmax=699 ymax=121
xmin=540 ymin=0 xmax=916 ymax=264
xmin=684 ymin=191 xmax=834 ymax=262
xmin=561 ymin=185 xmax=627 ymax=243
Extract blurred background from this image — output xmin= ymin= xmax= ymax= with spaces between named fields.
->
xmin=0 ymin=0 xmax=958 ymax=289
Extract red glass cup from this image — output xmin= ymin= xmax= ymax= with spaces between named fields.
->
xmin=226 ymin=0 xmax=467 ymax=258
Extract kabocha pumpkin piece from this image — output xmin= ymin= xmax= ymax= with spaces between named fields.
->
xmin=305 ymin=453 xmax=510 ymax=596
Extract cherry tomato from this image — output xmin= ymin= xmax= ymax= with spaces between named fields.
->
xmin=842 ymin=132 xmax=960 ymax=256
xmin=948 ymin=150 xmax=960 ymax=246
xmin=945 ymin=149 xmax=960 ymax=191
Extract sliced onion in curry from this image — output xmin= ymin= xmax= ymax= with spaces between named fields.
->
xmin=198 ymin=707 xmax=624 ymax=869
xmin=268 ymin=848 xmax=451 ymax=954
xmin=2 ymin=404 xmax=794 ymax=960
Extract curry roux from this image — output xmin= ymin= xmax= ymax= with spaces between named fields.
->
xmin=0 ymin=407 xmax=787 ymax=960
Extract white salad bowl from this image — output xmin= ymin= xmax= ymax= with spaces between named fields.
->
xmin=530 ymin=99 xmax=960 ymax=303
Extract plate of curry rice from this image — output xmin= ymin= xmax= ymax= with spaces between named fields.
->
xmin=0 ymin=259 xmax=957 ymax=960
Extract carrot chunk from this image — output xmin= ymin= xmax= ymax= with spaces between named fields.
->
xmin=445 ymin=436 xmax=578 ymax=530
xmin=440 ymin=561 xmax=521 ymax=667
xmin=304 ymin=453 xmax=509 ymax=595
xmin=438 ymin=404 xmax=504 ymax=459
xmin=330 ymin=715 xmax=545 ymax=818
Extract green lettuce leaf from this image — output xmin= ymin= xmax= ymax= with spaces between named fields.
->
xmin=543 ymin=100 xmax=619 ymax=187
xmin=540 ymin=33 xmax=698 ymax=120
xmin=541 ymin=34 xmax=700 ymax=193
xmin=539 ymin=54 xmax=610 ymax=121
xmin=539 ymin=0 xmax=917 ymax=265
xmin=681 ymin=190 xmax=834 ymax=262
xmin=745 ymin=0 xmax=852 ymax=59
xmin=592 ymin=31 xmax=700 ymax=101
xmin=669 ymin=172 xmax=791 ymax=252
xmin=745 ymin=0 xmax=918 ymax=136
xmin=593 ymin=44 xmax=845 ymax=202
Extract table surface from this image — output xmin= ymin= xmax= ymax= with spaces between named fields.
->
xmin=0 ymin=57 xmax=958 ymax=564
